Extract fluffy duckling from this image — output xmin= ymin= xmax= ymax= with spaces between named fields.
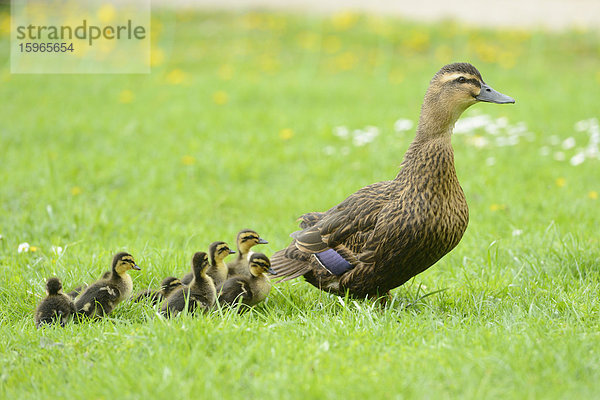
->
xmin=67 ymin=270 xmax=111 ymax=299
xmin=181 ymin=241 xmax=235 ymax=287
xmin=271 ymin=63 xmax=515 ymax=298
xmin=161 ymin=252 xmax=216 ymax=318
xmin=227 ymin=229 xmax=268 ymax=278
xmin=219 ymin=253 xmax=275 ymax=308
xmin=75 ymin=252 xmax=140 ymax=319
xmin=34 ymin=277 xmax=76 ymax=328
xmin=133 ymin=276 xmax=183 ymax=305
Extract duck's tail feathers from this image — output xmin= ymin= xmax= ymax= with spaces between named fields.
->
xmin=270 ymin=249 xmax=312 ymax=283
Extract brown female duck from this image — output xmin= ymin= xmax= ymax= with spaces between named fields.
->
xmin=271 ymin=63 xmax=514 ymax=298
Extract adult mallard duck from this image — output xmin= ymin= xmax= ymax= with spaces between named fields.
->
xmin=271 ymin=63 xmax=514 ymax=298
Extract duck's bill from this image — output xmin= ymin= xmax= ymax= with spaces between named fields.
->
xmin=229 ymin=250 xmax=236 ymax=254
xmin=476 ymin=83 xmax=515 ymax=104
xmin=258 ymin=238 xmax=269 ymax=244
xmin=267 ymin=267 xmax=277 ymax=275
xmin=132 ymin=264 xmax=141 ymax=270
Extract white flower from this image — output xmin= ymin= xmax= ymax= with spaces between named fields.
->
xmin=323 ymin=146 xmax=335 ymax=156
xmin=569 ymin=152 xmax=585 ymax=166
xmin=51 ymin=246 xmax=64 ymax=256
xmin=333 ymin=126 xmax=349 ymax=139
xmin=575 ymin=119 xmax=590 ymax=132
xmin=394 ymin=118 xmax=413 ymax=132
xmin=562 ymin=137 xmax=576 ymax=150
xmin=18 ymin=242 xmax=30 ymax=253
xmin=485 ymin=157 xmax=496 ymax=166
xmin=512 ymin=229 xmax=523 ymax=237
xmin=549 ymin=135 xmax=560 ymax=146
xmin=553 ymin=152 xmax=566 ymax=161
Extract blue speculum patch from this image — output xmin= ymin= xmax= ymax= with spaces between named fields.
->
xmin=314 ymin=249 xmax=352 ymax=276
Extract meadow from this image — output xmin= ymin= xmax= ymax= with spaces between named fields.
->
xmin=1 ymin=9 xmax=599 ymax=399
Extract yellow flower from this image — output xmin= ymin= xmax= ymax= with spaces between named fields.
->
xmin=388 ymin=70 xmax=405 ymax=84
xmin=334 ymin=52 xmax=357 ymax=71
xmin=118 ymin=90 xmax=134 ymax=104
xmin=150 ymin=47 xmax=165 ymax=67
xmin=555 ymin=177 xmax=566 ymax=187
xmin=324 ymin=36 xmax=342 ymax=54
xmin=589 ymin=191 xmax=598 ymax=200
xmin=490 ymin=204 xmax=507 ymax=212
xmin=97 ymin=4 xmax=116 ymax=24
xmin=403 ymin=31 xmax=430 ymax=52
xmin=218 ymin=64 xmax=234 ymax=81
xmin=279 ymin=128 xmax=294 ymax=141
xmin=331 ymin=11 xmax=358 ymax=31
xmin=30 ymin=246 xmax=39 ymax=252
xmin=213 ymin=91 xmax=228 ymax=105
xmin=0 ymin=12 xmax=10 ymax=37
xmin=166 ymin=69 xmax=189 ymax=85
xmin=181 ymin=155 xmax=195 ymax=166
xmin=296 ymin=31 xmax=320 ymax=51
xmin=435 ymin=45 xmax=453 ymax=63
xmin=71 ymin=186 xmax=82 ymax=196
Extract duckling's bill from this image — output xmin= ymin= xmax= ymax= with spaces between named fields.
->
xmin=476 ymin=83 xmax=515 ymax=104
xmin=132 ymin=264 xmax=141 ymax=270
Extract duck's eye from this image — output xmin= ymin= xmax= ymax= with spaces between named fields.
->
xmin=457 ymin=76 xmax=466 ymax=83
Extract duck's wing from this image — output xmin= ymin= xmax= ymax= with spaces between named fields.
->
xmin=218 ymin=278 xmax=253 ymax=306
xmin=271 ymin=181 xmax=395 ymax=280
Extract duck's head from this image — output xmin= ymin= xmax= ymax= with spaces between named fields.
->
xmin=160 ymin=276 xmax=183 ymax=297
xmin=192 ymin=251 xmax=210 ymax=278
xmin=112 ymin=252 xmax=141 ymax=274
xmin=236 ymin=229 xmax=268 ymax=254
xmin=248 ymin=253 xmax=276 ymax=277
xmin=420 ymin=63 xmax=514 ymax=134
xmin=208 ymin=241 xmax=236 ymax=265
xmin=46 ymin=277 xmax=63 ymax=295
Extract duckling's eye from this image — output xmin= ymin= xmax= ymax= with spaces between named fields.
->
xmin=457 ymin=76 xmax=466 ymax=83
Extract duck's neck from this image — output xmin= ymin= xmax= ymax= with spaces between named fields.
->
xmin=237 ymin=245 xmax=250 ymax=260
xmin=415 ymin=93 xmax=465 ymax=141
xmin=396 ymin=132 xmax=457 ymax=182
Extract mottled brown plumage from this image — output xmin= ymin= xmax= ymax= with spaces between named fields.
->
xmin=271 ymin=63 xmax=514 ymax=298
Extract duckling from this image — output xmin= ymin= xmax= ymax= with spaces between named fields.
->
xmin=75 ymin=252 xmax=140 ymax=319
xmin=226 ymin=229 xmax=268 ymax=278
xmin=34 ymin=277 xmax=76 ymax=328
xmin=133 ymin=276 xmax=183 ymax=305
xmin=181 ymin=241 xmax=236 ymax=287
xmin=271 ymin=63 xmax=514 ymax=298
xmin=67 ymin=270 xmax=111 ymax=299
xmin=219 ymin=253 xmax=275 ymax=308
xmin=161 ymin=252 xmax=216 ymax=318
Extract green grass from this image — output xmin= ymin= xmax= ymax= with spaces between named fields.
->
xmin=1 ymin=9 xmax=600 ymax=399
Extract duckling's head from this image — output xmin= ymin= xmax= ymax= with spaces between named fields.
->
xmin=112 ymin=252 xmax=141 ymax=275
xmin=45 ymin=277 xmax=63 ymax=295
xmin=419 ymin=63 xmax=514 ymax=136
xmin=236 ymin=229 xmax=268 ymax=254
xmin=209 ymin=241 xmax=236 ymax=264
xmin=160 ymin=277 xmax=183 ymax=296
xmin=248 ymin=253 xmax=276 ymax=277
xmin=192 ymin=251 xmax=210 ymax=278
